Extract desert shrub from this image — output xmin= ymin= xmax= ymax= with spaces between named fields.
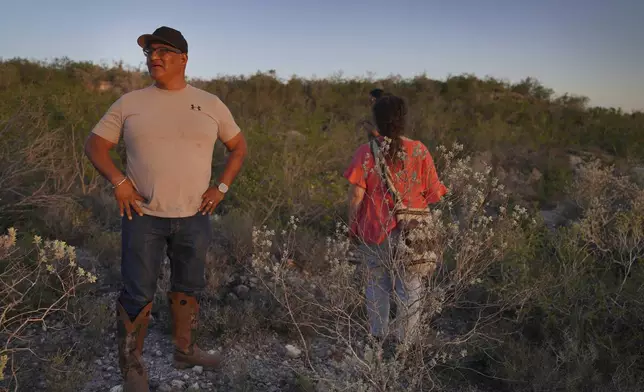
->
xmin=238 ymin=149 xmax=643 ymax=391
xmin=0 ymin=228 xmax=97 ymax=390
xmin=245 ymin=142 xmax=537 ymax=391
xmin=2 ymin=57 xmax=643 ymax=243
xmin=0 ymin=88 xmax=112 ymax=243
xmin=482 ymin=160 xmax=644 ymax=391
xmin=1 ymin=58 xmax=643 ymax=391
xmin=535 ymin=153 xmax=575 ymax=204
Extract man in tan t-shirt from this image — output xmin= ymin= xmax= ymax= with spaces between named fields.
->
xmin=84 ymin=26 xmax=247 ymax=392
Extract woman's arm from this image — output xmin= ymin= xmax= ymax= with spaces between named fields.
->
xmin=422 ymin=146 xmax=448 ymax=204
xmin=347 ymin=183 xmax=366 ymax=228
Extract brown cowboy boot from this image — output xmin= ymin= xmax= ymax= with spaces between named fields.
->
xmin=116 ymin=301 xmax=152 ymax=392
xmin=168 ymin=291 xmax=222 ymax=370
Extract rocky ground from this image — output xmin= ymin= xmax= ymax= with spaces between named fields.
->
xmin=6 ymin=277 xmax=393 ymax=392
xmin=6 ymin=268 xmax=478 ymax=392
xmin=8 ymin=290 xmax=355 ymax=392
xmin=85 ymin=316 xmax=322 ymax=392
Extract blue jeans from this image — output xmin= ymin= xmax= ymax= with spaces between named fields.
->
xmin=118 ymin=213 xmax=211 ymax=319
xmin=360 ymin=230 xmax=424 ymax=343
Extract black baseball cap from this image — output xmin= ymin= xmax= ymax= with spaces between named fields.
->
xmin=369 ymin=88 xmax=385 ymax=99
xmin=137 ymin=26 xmax=188 ymax=53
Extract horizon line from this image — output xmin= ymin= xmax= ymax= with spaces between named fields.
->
xmin=3 ymin=55 xmax=642 ymax=114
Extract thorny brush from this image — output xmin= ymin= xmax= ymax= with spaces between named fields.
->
xmin=248 ymin=142 xmax=537 ymax=391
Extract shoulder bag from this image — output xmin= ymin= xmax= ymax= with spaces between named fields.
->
xmin=368 ymin=138 xmax=438 ymax=273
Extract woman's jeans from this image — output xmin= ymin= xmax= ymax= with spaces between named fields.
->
xmin=359 ymin=230 xmax=424 ymax=344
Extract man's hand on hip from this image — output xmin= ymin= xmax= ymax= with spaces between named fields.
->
xmin=199 ymin=187 xmax=224 ymax=215
xmin=114 ymin=179 xmax=146 ymax=220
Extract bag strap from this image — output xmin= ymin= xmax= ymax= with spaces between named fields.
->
xmin=369 ymin=138 xmax=403 ymax=208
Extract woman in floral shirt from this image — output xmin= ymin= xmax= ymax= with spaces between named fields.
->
xmin=344 ymin=94 xmax=447 ymax=345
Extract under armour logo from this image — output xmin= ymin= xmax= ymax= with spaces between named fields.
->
xmin=191 ymin=104 xmax=201 ymax=111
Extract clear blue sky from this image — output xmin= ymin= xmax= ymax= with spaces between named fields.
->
xmin=1 ymin=0 xmax=642 ymax=111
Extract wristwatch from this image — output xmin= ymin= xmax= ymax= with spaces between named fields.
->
xmin=217 ymin=182 xmax=229 ymax=194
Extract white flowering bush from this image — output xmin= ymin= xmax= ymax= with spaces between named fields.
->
xmin=571 ymin=160 xmax=644 ymax=280
xmin=480 ymin=159 xmax=644 ymax=391
xmin=0 ymin=227 xmax=97 ymax=385
xmin=250 ymin=217 xmax=360 ymax=330
xmin=247 ymin=142 xmax=538 ymax=391
xmin=434 ymin=142 xmax=536 ymax=279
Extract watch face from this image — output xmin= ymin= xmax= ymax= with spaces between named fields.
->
xmin=218 ymin=183 xmax=229 ymax=193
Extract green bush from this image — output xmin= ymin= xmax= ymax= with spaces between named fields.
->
xmin=481 ymin=161 xmax=644 ymax=391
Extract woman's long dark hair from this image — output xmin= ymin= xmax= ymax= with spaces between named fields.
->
xmin=372 ymin=94 xmax=407 ymax=163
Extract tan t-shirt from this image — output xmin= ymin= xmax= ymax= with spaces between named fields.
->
xmin=91 ymin=84 xmax=241 ymax=218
